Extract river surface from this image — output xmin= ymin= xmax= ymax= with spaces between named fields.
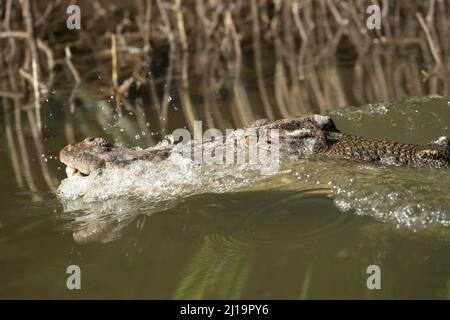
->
xmin=1 ymin=79 xmax=450 ymax=298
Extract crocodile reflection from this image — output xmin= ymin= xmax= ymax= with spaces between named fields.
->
xmin=59 ymin=198 xmax=177 ymax=244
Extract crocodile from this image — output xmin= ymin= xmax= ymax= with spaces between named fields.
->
xmin=59 ymin=114 xmax=450 ymax=178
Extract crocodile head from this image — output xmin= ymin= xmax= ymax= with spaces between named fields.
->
xmin=59 ymin=137 xmax=143 ymax=178
xmin=60 ymin=137 xmax=172 ymax=178
xmin=60 ymin=137 xmax=114 ymax=177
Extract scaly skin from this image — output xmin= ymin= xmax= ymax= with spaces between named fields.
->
xmin=250 ymin=115 xmax=449 ymax=168
xmin=323 ymin=132 xmax=450 ymax=168
xmin=59 ymin=115 xmax=450 ymax=178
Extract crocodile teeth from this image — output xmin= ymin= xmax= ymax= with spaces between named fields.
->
xmin=65 ymin=167 xmax=87 ymax=178
xmin=66 ymin=167 xmax=76 ymax=178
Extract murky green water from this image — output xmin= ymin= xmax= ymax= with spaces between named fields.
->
xmin=1 ymin=78 xmax=450 ymax=299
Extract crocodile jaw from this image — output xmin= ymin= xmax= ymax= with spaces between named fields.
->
xmin=65 ymin=166 xmax=89 ymax=178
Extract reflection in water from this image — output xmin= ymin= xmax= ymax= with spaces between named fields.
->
xmin=58 ymin=197 xmax=176 ymax=244
xmin=174 ymin=234 xmax=250 ymax=300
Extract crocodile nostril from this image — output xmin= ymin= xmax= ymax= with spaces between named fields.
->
xmin=83 ymin=137 xmax=95 ymax=142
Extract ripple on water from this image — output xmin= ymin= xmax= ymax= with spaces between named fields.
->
xmin=228 ymin=188 xmax=356 ymax=245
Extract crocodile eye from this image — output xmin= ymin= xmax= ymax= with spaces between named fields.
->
xmin=84 ymin=137 xmax=110 ymax=148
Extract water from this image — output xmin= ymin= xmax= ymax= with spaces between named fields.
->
xmin=1 ymin=84 xmax=450 ymax=298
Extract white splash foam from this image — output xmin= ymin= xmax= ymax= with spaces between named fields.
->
xmin=57 ymin=149 xmax=278 ymax=203
xmin=290 ymin=159 xmax=450 ymax=228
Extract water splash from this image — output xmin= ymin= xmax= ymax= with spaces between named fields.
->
xmin=288 ymin=159 xmax=450 ymax=228
xmin=57 ymin=127 xmax=282 ymax=203
xmin=58 ymin=153 xmax=200 ymax=202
